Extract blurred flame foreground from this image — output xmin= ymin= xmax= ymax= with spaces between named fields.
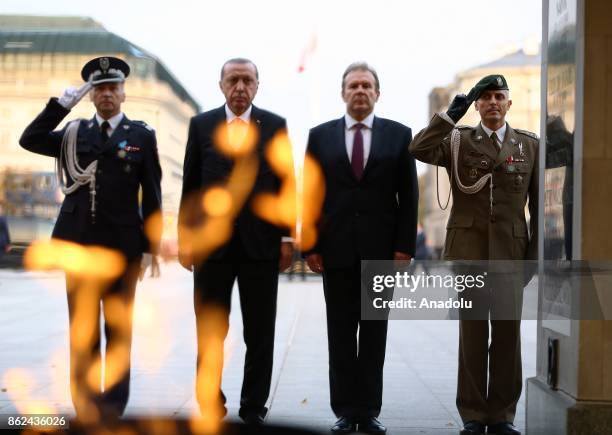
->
xmin=5 ymin=121 xmax=328 ymax=433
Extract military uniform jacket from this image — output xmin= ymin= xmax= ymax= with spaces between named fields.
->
xmin=19 ymin=98 xmax=162 ymax=261
xmin=409 ymin=113 xmax=538 ymax=261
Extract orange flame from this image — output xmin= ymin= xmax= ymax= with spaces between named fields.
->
xmin=300 ymin=153 xmax=325 ymax=251
xmin=202 ymin=187 xmax=233 ymax=217
xmin=213 ymin=121 xmax=258 ymax=158
xmin=252 ymin=131 xmax=297 ymax=236
xmin=3 ymin=368 xmax=56 ymax=416
xmin=178 ymin=155 xmax=258 ymax=262
xmin=24 ymin=240 xmax=126 ymax=279
xmin=191 ymin=305 xmax=227 ymax=434
xmin=22 ymin=240 xmax=129 ymax=421
xmin=144 ymin=211 xmax=164 ymax=252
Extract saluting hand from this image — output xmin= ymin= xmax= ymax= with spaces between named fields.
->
xmin=57 ymin=82 xmax=92 ymax=110
xmin=446 ymin=79 xmax=494 ymax=123
xmin=446 ymin=94 xmax=472 ymax=123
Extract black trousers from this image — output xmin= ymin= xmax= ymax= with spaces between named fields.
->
xmin=322 ymin=261 xmax=388 ymax=419
xmin=193 ymin=234 xmax=278 ymax=418
xmin=66 ymin=259 xmax=140 ymax=417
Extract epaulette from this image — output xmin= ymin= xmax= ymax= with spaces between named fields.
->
xmin=515 ymin=128 xmax=539 ymax=140
xmin=132 ymin=120 xmax=155 ymax=132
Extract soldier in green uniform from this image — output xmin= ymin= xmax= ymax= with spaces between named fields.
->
xmin=409 ymin=75 xmax=538 ymax=435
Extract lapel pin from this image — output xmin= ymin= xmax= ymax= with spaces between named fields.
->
xmin=510 ymin=138 xmax=516 ymax=144
xmin=518 ymin=142 xmax=524 ymax=156
xmin=123 ymin=125 xmax=130 ymax=130
xmin=88 ymin=122 xmax=94 ymax=129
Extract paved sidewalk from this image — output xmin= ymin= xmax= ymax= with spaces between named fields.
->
xmin=0 ymin=264 xmax=537 ymax=434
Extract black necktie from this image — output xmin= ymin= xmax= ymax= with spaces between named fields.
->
xmin=491 ymin=132 xmax=501 ymax=149
xmin=490 ymin=132 xmax=501 ymax=153
xmin=100 ymin=121 xmax=110 ymax=142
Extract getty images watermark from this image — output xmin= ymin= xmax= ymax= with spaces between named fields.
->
xmin=360 ymin=260 xmax=612 ymax=321
xmin=371 ymin=270 xmax=487 ymax=310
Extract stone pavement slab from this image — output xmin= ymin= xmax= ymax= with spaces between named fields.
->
xmin=0 ymin=264 xmax=536 ymax=434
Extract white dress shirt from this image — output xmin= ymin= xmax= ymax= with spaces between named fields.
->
xmin=480 ymin=122 xmax=507 ymax=148
xmin=225 ymin=104 xmax=252 ymax=123
xmin=95 ymin=112 xmax=124 ymax=137
xmin=345 ymin=112 xmax=375 ymax=165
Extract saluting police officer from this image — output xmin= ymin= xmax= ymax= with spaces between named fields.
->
xmin=409 ymin=75 xmax=537 ymax=435
xmin=20 ymin=57 xmax=162 ymax=417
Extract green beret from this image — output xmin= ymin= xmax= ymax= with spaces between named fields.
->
xmin=467 ymin=74 xmax=509 ymax=101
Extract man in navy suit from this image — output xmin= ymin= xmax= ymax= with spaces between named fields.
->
xmin=20 ymin=57 xmax=162 ymax=417
xmin=178 ymin=58 xmax=294 ymax=424
xmin=304 ymin=62 xmax=418 ymax=434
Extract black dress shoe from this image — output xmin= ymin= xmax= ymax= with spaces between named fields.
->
xmin=358 ymin=416 xmax=386 ymax=434
xmin=487 ymin=422 xmax=520 ymax=434
xmin=240 ymin=413 xmax=265 ymax=425
xmin=331 ymin=416 xmax=356 ymax=433
xmin=460 ymin=420 xmax=486 ymax=435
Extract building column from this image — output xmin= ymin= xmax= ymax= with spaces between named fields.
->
xmin=527 ymin=0 xmax=612 ymax=433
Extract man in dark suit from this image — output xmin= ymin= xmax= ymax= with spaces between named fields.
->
xmin=19 ymin=57 xmax=162 ymax=417
xmin=178 ymin=58 xmax=294 ymax=424
xmin=304 ymin=62 xmax=418 ymax=434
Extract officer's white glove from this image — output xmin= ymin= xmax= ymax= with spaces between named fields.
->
xmin=57 ymin=82 xmax=92 ymax=110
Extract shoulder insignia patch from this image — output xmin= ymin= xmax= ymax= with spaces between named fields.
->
xmin=515 ymin=128 xmax=539 ymax=140
xmin=133 ymin=120 xmax=155 ymax=132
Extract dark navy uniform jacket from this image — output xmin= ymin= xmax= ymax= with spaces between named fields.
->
xmin=20 ymin=98 xmax=162 ymax=261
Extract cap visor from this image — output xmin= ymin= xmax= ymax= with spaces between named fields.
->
xmin=91 ymin=77 xmax=125 ymax=86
